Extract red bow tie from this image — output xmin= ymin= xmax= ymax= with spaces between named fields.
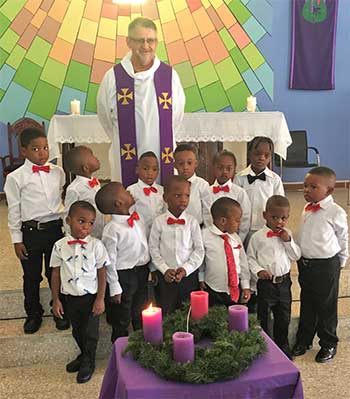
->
xmin=266 ymin=230 xmax=282 ymax=238
xmin=67 ymin=239 xmax=87 ymax=245
xmin=167 ymin=217 xmax=185 ymax=225
xmin=127 ymin=211 xmax=140 ymax=227
xmin=32 ymin=165 xmax=50 ymax=173
xmin=88 ymin=177 xmax=99 ymax=188
xmin=143 ymin=186 xmax=158 ymax=196
xmin=305 ymin=203 xmax=321 ymax=212
xmin=213 ymin=185 xmax=230 ymax=194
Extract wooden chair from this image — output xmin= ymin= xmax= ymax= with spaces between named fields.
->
xmin=1 ymin=118 xmax=45 ymax=179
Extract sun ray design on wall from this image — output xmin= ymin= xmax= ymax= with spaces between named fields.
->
xmin=0 ymin=0 xmax=273 ymax=126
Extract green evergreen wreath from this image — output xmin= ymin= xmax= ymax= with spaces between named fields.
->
xmin=124 ymin=304 xmax=267 ymax=384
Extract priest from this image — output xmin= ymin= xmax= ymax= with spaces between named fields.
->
xmin=97 ymin=17 xmax=185 ymax=185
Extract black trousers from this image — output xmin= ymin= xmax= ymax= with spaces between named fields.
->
xmin=296 ymin=255 xmax=340 ymax=348
xmin=20 ymin=223 xmax=63 ymax=317
xmin=65 ymin=294 xmax=99 ymax=367
xmin=106 ymin=265 xmax=149 ymax=342
xmin=257 ymin=277 xmax=292 ymax=350
xmin=156 ymin=269 xmax=199 ymax=315
xmin=205 ymin=284 xmax=238 ymax=307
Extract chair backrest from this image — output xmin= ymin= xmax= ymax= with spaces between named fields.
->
xmin=7 ymin=118 xmax=45 ymax=163
xmin=286 ymin=130 xmax=308 ymax=163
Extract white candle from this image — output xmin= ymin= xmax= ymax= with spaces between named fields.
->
xmin=70 ymin=99 xmax=80 ymax=115
xmin=246 ymin=96 xmax=257 ymax=112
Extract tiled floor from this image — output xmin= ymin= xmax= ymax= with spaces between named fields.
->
xmin=0 ymin=189 xmax=349 ymax=398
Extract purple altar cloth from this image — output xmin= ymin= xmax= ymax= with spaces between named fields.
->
xmin=99 ymin=332 xmax=303 ymax=399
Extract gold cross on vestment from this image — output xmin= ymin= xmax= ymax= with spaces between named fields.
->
xmin=161 ymin=147 xmax=174 ymax=164
xmin=158 ymin=92 xmax=172 ymax=110
xmin=118 ymin=88 xmax=133 ymax=105
xmin=121 ymin=144 xmax=136 ymax=160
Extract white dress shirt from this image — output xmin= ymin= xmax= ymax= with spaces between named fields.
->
xmin=97 ymin=52 xmax=185 ymax=180
xmin=186 ymin=173 xmax=210 ymax=225
xmin=235 ymin=166 xmax=284 ymax=231
xmin=49 ymin=234 xmax=110 ymax=296
xmin=102 ymin=214 xmax=150 ymax=295
xmin=127 ymin=179 xmax=165 ymax=237
xmin=298 ymin=195 xmax=348 ymax=267
xmin=200 ymin=225 xmax=250 ymax=293
xmin=4 ymin=159 xmax=65 ymax=243
xmin=203 ymin=179 xmax=251 ymax=241
xmin=247 ymin=225 xmax=301 ymax=278
xmin=149 ymin=210 xmax=204 ymax=276
xmin=64 ymin=175 xmax=105 ymax=239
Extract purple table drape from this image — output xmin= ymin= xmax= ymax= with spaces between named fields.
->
xmin=99 ymin=332 xmax=304 ymax=399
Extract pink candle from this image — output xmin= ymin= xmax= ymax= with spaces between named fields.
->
xmin=190 ymin=291 xmax=209 ymax=320
xmin=142 ymin=304 xmax=163 ymax=345
xmin=228 ymin=305 xmax=248 ymax=332
xmin=172 ymin=332 xmax=195 ymax=363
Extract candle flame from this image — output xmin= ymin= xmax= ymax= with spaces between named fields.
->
xmin=148 ymin=303 xmax=153 ymax=310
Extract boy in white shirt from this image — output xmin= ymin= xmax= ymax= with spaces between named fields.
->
xmin=127 ymin=151 xmax=165 ymax=237
xmin=247 ymin=195 xmax=300 ymax=359
xmin=64 ymin=146 xmax=104 ymax=238
xmin=96 ymin=182 xmax=150 ymax=342
xmin=50 ymin=201 xmax=112 ymax=384
xmin=174 ymin=143 xmax=209 ymax=225
xmin=235 ymin=136 xmax=284 ymax=313
xmin=203 ymin=150 xmax=251 ymax=241
xmin=200 ymin=197 xmax=251 ymax=307
xmin=149 ymin=175 xmax=205 ymax=314
xmin=4 ymin=127 xmax=69 ymax=333
xmin=292 ymin=167 xmax=348 ymax=363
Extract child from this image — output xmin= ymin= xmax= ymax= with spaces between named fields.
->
xmin=247 ymin=195 xmax=300 ymax=359
xmin=292 ymin=167 xmax=348 ymax=363
xmin=127 ymin=151 xmax=165 ymax=237
xmin=235 ymin=137 xmax=284 ymax=312
xmin=200 ymin=197 xmax=251 ymax=307
xmin=174 ymin=143 xmax=209 ymax=225
xmin=149 ymin=175 xmax=205 ymax=314
xmin=203 ymin=150 xmax=251 ymax=242
xmin=64 ymin=146 xmax=104 ymax=238
xmin=50 ymin=201 xmax=110 ymax=384
xmin=95 ymin=182 xmax=150 ymax=343
xmin=4 ymin=127 xmax=69 ymax=333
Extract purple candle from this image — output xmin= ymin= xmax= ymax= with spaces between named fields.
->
xmin=142 ymin=304 xmax=163 ymax=345
xmin=172 ymin=332 xmax=195 ymax=363
xmin=228 ymin=305 xmax=248 ymax=332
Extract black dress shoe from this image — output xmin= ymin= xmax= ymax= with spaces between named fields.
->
xmin=77 ymin=365 xmax=94 ymax=384
xmin=23 ymin=317 xmax=42 ymax=334
xmin=292 ymin=344 xmax=312 ymax=357
xmin=315 ymin=346 xmax=337 ymax=363
xmin=66 ymin=356 xmax=82 ymax=373
xmin=54 ymin=316 xmax=70 ymax=331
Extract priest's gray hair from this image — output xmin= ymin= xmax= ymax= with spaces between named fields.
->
xmin=128 ymin=17 xmax=157 ymax=36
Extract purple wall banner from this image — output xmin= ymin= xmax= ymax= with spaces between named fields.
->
xmin=290 ymin=0 xmax=338 ymax=90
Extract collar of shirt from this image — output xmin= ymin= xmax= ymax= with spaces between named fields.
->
xmin=122 ymin=52 xmax=161 ymax=81
xmin=137 ymin=179 xmax=157 ymax=190
xmin=239 ymin=165 xmax=274 ymax=179
xmin=305 ymin=195 xmax=334 ymax=211
xmin=74 ymin=175 xmax=99 ymax=189
xmin=212 ymin=179 xmax=233 ymax=190
xmin=208 ymin=224 xmax=240 ymax=244
xmin=187 ymin=173 xmax=197 ymax=183
xmin=111 ymin=214 xmax=135 ymax=225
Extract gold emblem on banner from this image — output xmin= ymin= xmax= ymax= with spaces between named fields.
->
xmin=121 ymin=144 xmax=136 ymax=160
xmin=118 ymin=88 xmax=133 ymax=105
xmin=161 ymin=147 xmax=173 ymax=164
xmin=158 ymin=92 xmax=172 ymax=110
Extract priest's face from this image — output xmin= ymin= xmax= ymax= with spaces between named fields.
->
xmin=127 ymin=26 xmax=158 ymax=72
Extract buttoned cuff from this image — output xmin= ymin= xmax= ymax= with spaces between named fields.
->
xmin=11 ymin=231 xmax=23 ymax=244
xmin=154 ymin=262 xmax=170 ymax=275
xmin=109 ymin=282 xmax=123 ymax=297
xmin=240 ymin=280 xmax=250 ymax=290
xmin=181 ymin=263 xmax=194 ymax=276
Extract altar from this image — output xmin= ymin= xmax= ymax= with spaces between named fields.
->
xmin=99 ymin=332 xmax=303 ymax=399
xmin=47 ymin=112 xmax=291 ymax=180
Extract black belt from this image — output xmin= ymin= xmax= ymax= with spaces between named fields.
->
xmin=22 ymin=219 xmax=63 ymax=231
xmin=272 ymin=272 xmax=290 ymax=284
xmin=299 ymin=256 xmax=337 ymax=267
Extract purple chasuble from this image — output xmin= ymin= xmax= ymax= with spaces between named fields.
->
xmin=290 ymin=0 xmax=338 ymax=90
xmin=114 ymin=62 xmax=174 ymax=186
